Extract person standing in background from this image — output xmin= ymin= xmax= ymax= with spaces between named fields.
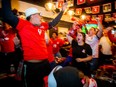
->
xmin=51 ymin=32 xmax=64 ymax=58
xmin=85 ymin=18 xmax=103 ymax=72
xmin=1 ymin=0 xmax=67 ymax=87
xmin=99 ymin=29 xmax=113 ymax=65
xmin=0 ymin=22 xmax=16 ymax=75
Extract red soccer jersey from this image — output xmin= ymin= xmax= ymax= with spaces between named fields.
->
xmin=0 ymin=29 xmax=15 ymax=53
xmin=16 ymin=18 xmax=49 ymax=61
xmin=51 ymin=37 xmax=64 ymax=54
xmin=47 ymin=39 xmax=54 ymax=63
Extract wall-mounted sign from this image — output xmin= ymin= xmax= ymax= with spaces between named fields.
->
xmin=103 ymin=3 xmax=111 ymax=13
xmin=92 ymin=5 xmax=100 ymax=14
xmin=84 ymin=7 xmax=92 ymax=14
xmin=75 ymin=8 xmax=82 ymax=15
xmin=77 ymin=0 xmax=86 ymax=5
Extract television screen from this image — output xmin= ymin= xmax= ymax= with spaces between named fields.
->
xmin=82 ymin=24 xmax=98 ymax=34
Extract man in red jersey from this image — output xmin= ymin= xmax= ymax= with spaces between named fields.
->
xmin=1 ymin=0 xmax=67 ymax=87
xmin=0 ymin=23 xmax=16 ymax=74
xmin=51 ymin=32 xmax=64 ymax=58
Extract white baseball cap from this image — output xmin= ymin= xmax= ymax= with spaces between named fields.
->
xmin=25 ymin=7 xmax=40 ymax=18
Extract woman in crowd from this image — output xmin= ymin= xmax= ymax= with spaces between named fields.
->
xmin=71 ymin=32 xmax=92 ymax=77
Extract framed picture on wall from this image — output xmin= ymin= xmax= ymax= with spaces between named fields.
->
xmin=77 ymin=0 xmax=86 ymax=5
xmin=84 ymin=7 xmax=92 ymax=14
xmin=103 ymin=3 xmax=111 ymax=13
xmin=92 ymin=6 xmax=100 ymax=14
xmin=113 ymin=13 xmax=116 ymax=18
xmin=75 ymin=8 xmax=82 ymax=15
xmin=91 ymin=15 xmax=97 ymax=20
xmin=98 ymin=15 xmax=103 ymax=21
xmin=58 ymin=27 xmax=68 ymax=40
xmin=66 ymin=0 xmax=74 ymax=7
xmin=115 ymin=1 xmax=116 ymax=9
xmin=105 ymin=14 xmax=111 ymax=21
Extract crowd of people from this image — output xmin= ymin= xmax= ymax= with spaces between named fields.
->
xmin=0 ymin=0 xmax=116 ymax=87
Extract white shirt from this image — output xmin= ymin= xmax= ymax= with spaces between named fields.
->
xmin=86 ymin=34 xmax=99 ymax=58
xmin=99 ymin=36 xmax=112 ymax=55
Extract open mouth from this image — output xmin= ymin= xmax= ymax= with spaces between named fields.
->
xmin=77 ymin=38 xmax=80 ymax=41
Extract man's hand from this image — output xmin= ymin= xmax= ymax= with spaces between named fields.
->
xmin=106 ymin=26 xmax=113 ymax=31
xmin=62 ymin=2 xmax=68 ymax=12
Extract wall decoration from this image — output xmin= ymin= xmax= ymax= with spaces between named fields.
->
xmin=75 ymin=8 xmax=82 ymax=15
xmin=113 ymin=13 xmax=116 ymax=18
xmin=84 ymin=7 xmax=92 ymax=14
xmin=105 ymin=14 xmax=111 ymax=18
xmin=98 ymin=15 xmax=103 ymax=22
xmin=91 ymin=15 xmax=97 ymax=20
xmin=115 ymin=1 xmax=116 ymax=9
xmin=77 ymin=0 xmax=86 ymax=5
xmin=58 ymin=27 xmax=68 ymax=39
xmin=66 ymin=0 xmax=74 ymax=7
xmin=92 ymin=5 xmax=100 ymax=14
xmin=57 ymin=0 xmax=64 ymax=9
xmin=112 ymin=13 xmax=116 ymax=21
xmin=87 ymin=0 xmax=97 ymax=4
xmin=103 ymin=3 xmax=111 ymax=13
xmin=86 ymin=15 xmax=91 ymax=21
xmin=105 ymin=14 xmax=112 ymax=21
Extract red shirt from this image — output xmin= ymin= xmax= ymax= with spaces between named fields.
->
xmin=51 ymin=37 xmax=64 ymax=54
xmin=16 ymin=18 xmax=49 ymax=61
xmin=47 ymin=39 xmax=54 ymax=63
xmin=0 ymin=29 xmax=15 ymax=53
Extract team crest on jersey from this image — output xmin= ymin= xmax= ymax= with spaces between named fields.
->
xmin=53 ymin=44 xmax=57 ymax=48
xmin=38 ymin=29 xmax=42 ymax=35
xmin=39 ymin=26 xmax=45 ymax=29
xmin=82 ymin=49 xmax=85 ymax=53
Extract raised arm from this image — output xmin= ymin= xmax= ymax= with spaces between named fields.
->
xmin=66 ymin=34 xmax=73 ymax=44
xmin=48 ymin=3 xmax=68 ymax=29
xmin=96 ymin=18 xmax=103 ymax=38
xmin=84 ymin=25 xmax=88 ymax=34
xmin=1 ymin=0 xmax=19 ymax=28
